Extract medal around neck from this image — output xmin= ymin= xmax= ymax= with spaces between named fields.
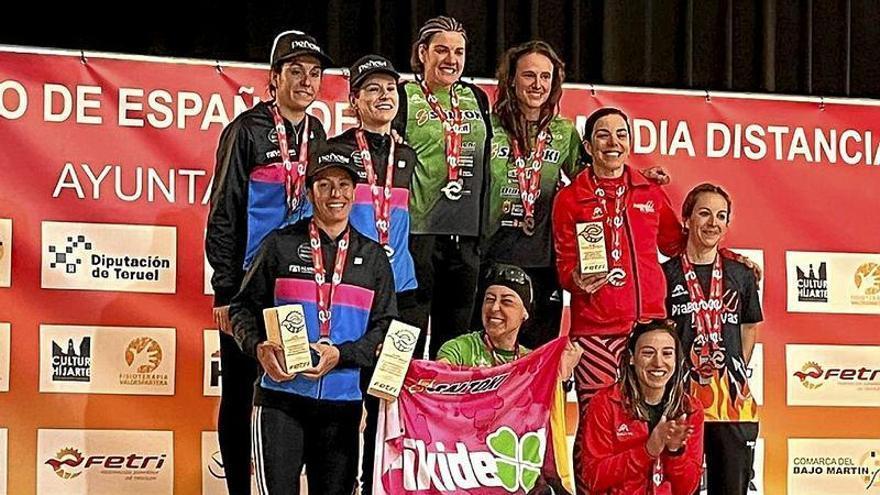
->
xmin=263 ymin=304 xmax=313 ymax=373
xmin=368 ymin=320 xmax=421 ymax=401
xmin=576 ymin=221 xmax=610 ymax=276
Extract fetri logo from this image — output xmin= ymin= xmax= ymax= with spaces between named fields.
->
xmin=47 ymin=235 xmax=93 ymax=274
xmin=794 ymin=361 xmax=880 ymax=389
xmin=45 ymin=447 xmax=84 ymax=479
xmin=794 ymin=362 xmax=824 ymax=389
xmin=125 ymin=337 xmax=163 ymax=373
xmin=45 ymin=447 xmax=167 ymax=480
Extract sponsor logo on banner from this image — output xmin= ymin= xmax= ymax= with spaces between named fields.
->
xmin=787 ymin=251 xmax=880 ymax=314
xmin=203 ymin=330 xmax=221 ymax=397
xmin=407 ymin=373 xmax=511 ymax=395
xmin=41 ymin=221 xmax=176 ymax=293
xmin=400 ymin=427 xmax=547 ymax=492
xmin=746 ymin=343 xmax=764 ymax=405
xmin=119 ymin=337 xmax=169 ymax=387
xmin=40 ymin=325 xmax=175 ymax=395
xmin=201 ymin=432 xmax=226 ymax=495
xmin=0 ymin=428 xmax=7 ymax=494
xmin=37 ymin=429 xmax=173 ymax=494
xmin=0 ymin=218 xmax=11 ymax=287
xmin=796 ymin=261 xmax=828 ymax=302
xmin=786 ymin=344 xmax=880 ymax=406
xmin=51 ymin=337 xmax=91 ymax=383
xmin=852 ymin=262 xmax=880 ymax=307
xmin=0 ymin=323 xmax=9 ymax=393
xmin=788 ymin=439 xmax=880 ymax=494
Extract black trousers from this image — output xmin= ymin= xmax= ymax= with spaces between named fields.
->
xmin=470 ymin=264 xmax=563 ymax=350
xmin=218 ymin=332 xmax=259 ymax=495
xmin=252 ymin=399 xmax=362 ymax=495
xmin=403 ymin=234 xmax=481 ymax=359
xmin=700 ymin=422 xmax=759 ymax=495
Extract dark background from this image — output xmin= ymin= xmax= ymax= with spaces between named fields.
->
xmin=4 ymin=0 xmax=878 ymax=97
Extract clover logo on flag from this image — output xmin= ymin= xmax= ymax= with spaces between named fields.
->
xmin=486 ymin=426 xmax=546 ymax=493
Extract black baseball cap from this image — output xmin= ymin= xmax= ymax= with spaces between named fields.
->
xmin=348 ymin=54 xmax=400 ymax=89
xmin=306 ymin=143 xmax=359 ymax=186
xmin=270 ymin=30 xmax=334 ymax=68
xmin=482 ymin=263 xmax=534 ymax=309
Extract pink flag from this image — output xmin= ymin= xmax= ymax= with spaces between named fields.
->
xmin=374 ymin=338 xmax=567 ymax=494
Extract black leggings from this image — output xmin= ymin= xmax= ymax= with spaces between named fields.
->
xmin=701 ymin=422 xmax=759 ymax=495
xmin=218 ymin=332 xmax=258 ymax=495
xmin=252 ymin=400 xmax=362 ymax=495
xmin=403 ymin=234 xmax=481 ymax=359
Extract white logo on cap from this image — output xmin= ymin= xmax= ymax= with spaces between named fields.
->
xmin=319 ymin=153 xmax=350 ymax=164
xmin=291 ymin=40 xmax=321 ymax=52
xmin=358 ymin=59 xmax=388 ymax=72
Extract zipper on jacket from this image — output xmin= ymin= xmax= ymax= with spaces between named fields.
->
xmin=622 ymin=206 xmax=642 ymax=321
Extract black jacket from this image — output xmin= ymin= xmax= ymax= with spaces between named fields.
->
xmin=206 ymin=102 xmax=326 ymax=306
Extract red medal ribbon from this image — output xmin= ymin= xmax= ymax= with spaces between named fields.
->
xmin=355 ymin=130 xmax=395 ymax=245
xmin=270 ymin=104 xmax=310 ymax=214
xmin=510 ymin=130 xmax=550 ymax=221
xmin=417 ymin=78 xmax=463 ymax=182
xmin=589 ymin=170 xmax=628 ymax=284
xmin=680 ymin=253 xmax=724 ymax=378
xmin=309 ymin=220 xmax=351 ymax=340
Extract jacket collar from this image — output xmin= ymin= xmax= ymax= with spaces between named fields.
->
xmin=572 ymin=164 xmax=649 ymax=203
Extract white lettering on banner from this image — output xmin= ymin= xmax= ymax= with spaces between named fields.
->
xmin=576 ymin=114 xmax=880 ymax=168
xmin=307 ymin=100 xmax=357 ymax=136
xmin=52 ymin=162 xmax=211 ymax=205
xmin=0 ymin=80 xmax=28 ymax=119
xmin=401 ymin=439 xmax=501 ymax=491
xmin=632 ymin=119 xmax=696 ymax=156
xmin=40 ymin=83 xmax=262 ymax=129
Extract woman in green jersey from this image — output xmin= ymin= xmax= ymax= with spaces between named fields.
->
xmin=482 ymin=41 xmax=585 ymax=349
xmin=392 ymin=15 xmax=493 ymax=358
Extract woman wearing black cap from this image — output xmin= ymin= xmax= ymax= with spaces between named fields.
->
xmin=328 ymin=53 xmax=421 ymax=495
xmin=392 ymin=15 xmax=493 ymax=359
xmin=205 ymin=29 xmax=332 ymax=495
xmin=438 ymin=263 xmax=582 ymax=494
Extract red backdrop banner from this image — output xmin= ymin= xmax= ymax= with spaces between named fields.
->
xmin=1 ymin=47 xmax=878 ymax=494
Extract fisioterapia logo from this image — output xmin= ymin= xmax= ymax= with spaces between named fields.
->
xmin=400 ymin=427 xmax=547 ymax=492
xmin=852 ymin=262 xmax=880 ymax=306
xmin=120 ymin=337 xmax=169 ymax=387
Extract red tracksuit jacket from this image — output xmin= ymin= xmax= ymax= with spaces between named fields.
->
xmin=552 ymin=166 xmax=682 ymax=336
xmin=580 ymin=384 xmax=704 ymax=495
